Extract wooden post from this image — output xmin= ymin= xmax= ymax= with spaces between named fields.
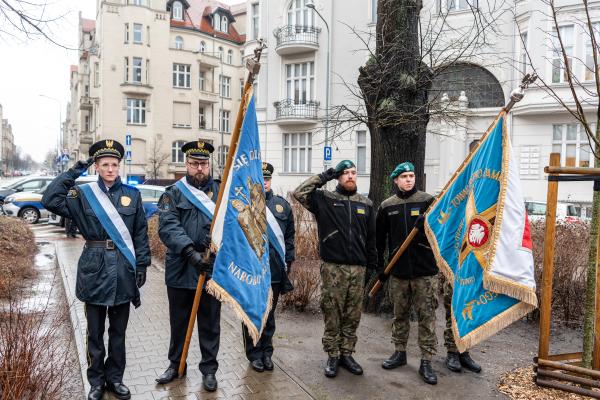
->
xmin=538 ymin=152 xmax=560 ymax=360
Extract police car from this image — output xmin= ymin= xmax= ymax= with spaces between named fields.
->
xmin=2 ymin=188 xmax=49 ymax=224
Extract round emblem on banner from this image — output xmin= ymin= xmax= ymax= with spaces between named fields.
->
xmin=275 ymin=204 xmax=284 ymax=213
xmin=467 ymin=217 xmax=490 ymax=249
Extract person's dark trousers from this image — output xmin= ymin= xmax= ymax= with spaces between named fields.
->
xmin=166 ymin=286 xmax=221 ymax=375
xmin=85 ymin=302 xmax=130 ymax=386
xmin=243 ymin=283 xmax=281 ymax=361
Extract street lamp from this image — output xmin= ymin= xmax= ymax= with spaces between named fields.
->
xmin=306 ymin=0 xmax=331 ymax=170
xmin=38 ymin=94 xmax=64 ymax=172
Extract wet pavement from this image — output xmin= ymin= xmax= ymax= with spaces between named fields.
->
xmin=54 ymin=237 xmax=314 ymax=400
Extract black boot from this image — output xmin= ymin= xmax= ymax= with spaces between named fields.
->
xmin=250 ymin=359 xmax=265 ymax=372
xmin=445 ymin=351 xmax=462 ymax=372
xmin=340 ymin=355 xmax=363 ymax=375
xmin=324 ymin=356 xmax=339 ymax=378
xmin=418 ymin=359 xmax=437 ymax=385
xmin=87 ymin=385 xmax=104 ymax=400
xmin=106 ymin=382 xmax=131 ymax=400
xmin=202 ymin=373 xmax=218 ymax=392
xmin=263 ymin=355 xmax=274 ymax=371
xmin=382 ymin=351 xmax=407 ymax=370
xmin=156 ymin=366 xmax=183 ymax=384
xmin=459 ymin=352 xmax=482 ymax=373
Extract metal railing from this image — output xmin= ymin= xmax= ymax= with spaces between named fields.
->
xmin=274 ymin=99 xmax=320 ymax=119
xmin=274 ymin=25 xmax=320 ymax=48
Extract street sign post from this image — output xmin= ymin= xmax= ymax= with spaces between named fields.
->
xmin=125 ymin=134 xmax=132 ymax=147
xmin=324 ymin=146 xmax=332 ymax=161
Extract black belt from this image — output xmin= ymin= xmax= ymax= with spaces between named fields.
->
xmin=86 ymin=240 xmax=115 ymax=250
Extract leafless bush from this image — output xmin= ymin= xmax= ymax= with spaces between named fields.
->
xmin=0 ymin=216 xmax=36 ymax=299
xmin=530 ymin=220 xmax=589 ymax=328
xmin=280 ymin=197 xmax=321 ymax=312
xmin=148 ymin=215 xmax=166 ymax=263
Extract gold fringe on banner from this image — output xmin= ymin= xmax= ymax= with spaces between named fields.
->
xmin=206 ymin=279 xmax=273 ymax=345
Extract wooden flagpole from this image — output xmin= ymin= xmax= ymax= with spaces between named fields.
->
xmin=369 ymin=73 xmax=538 ymax=298
xmin=178 ymin=40 xmax=267 ymax=377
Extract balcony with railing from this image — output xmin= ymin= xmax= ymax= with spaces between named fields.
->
xmin=79 ymin=95 xmax=95 ymax=110
xmin=274 ymin=99 xmax=320 ymax=125
xmin=274 ymin=25 xmax=320 ymax=55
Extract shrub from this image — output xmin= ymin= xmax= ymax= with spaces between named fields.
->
xmin=148 ymin=215 xmax=166 ymax=263
xmin=0 ymin=216 xmax=36 ymax=299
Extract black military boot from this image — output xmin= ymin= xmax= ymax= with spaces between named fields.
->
xmin=87 ymin=385 xmax=104 ymax=400
xmin=324 ymin=356 xmax=339 ymax=378
xmin=418 ymin=359 xmax=438 ymax=385
xmin=382 ymin=351 xmax=407 ymax=369
xmin=459 ymin=352 xmax=482 ymax=373
xmin=202 ymin=373 xmax=218 ymax=392
xmin=340 ymin=355 xmax=363 ymax=375
xmin=250 ymin=359 xmax=265 ymax=372
xmin=445 ymin=351 xmax=462 ymax=372
xmin=106 ymin=382 xmax=131 ymax=400
xmin=262 ymin=355 xmax=274 ymax=371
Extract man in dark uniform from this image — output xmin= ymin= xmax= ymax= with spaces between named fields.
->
xmin=155 ymin=140 xmax=221 ymax=392
xmin=243 ymin=162 xmax=295 ymax=372
xmin=293 ymin=160 xmax=377 ymax=378
xmin=376 ymin=161 xmax=438 ymax=385
xmin=42 ymin=139 xmax=151 ymax=400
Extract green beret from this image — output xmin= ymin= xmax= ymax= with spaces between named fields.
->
xmin=335 ymin=160 xmax=356 ymax=173
xmin=390 ymin=162 xmax=414 ymax=179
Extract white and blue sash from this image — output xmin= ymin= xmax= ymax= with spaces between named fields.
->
xmin=80 ymin=182 xmax=137 ymax=269
xmin=175 ymin=178 xmax=215 ymax=219
xmin=266 ymin=207 xmax=286 ymax=268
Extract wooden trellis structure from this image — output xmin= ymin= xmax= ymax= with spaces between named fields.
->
xmin=534 ymin=152 xmax=600 ymax=397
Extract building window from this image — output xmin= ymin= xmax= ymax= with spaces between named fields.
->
xmin=218 ymin=46 xmax=223 ymax=61
xmin=124 ymin=57 xmax=129 ymax=82
xmin=84 ymin=115 xmax=90 ymax=132
xmin=213 ymin=13 xmax=221 ymax=31
xmin=519 ymin=31 xmax=528 ymax=76
xmin=552 ymin=123 xmax=594 ymax=167
xmin=585 ymin=22 xmax=600 ymax=81
xmin=173 ymin=102 xmax=191 ymax=128
xmin=227 ymin=49 xmax=233 ymax=65
xmin=172 ymin=140 xmax=185 ymax=163
xmin=133 ymin=23 xmax=143 ymax=44
xmin=199 ymin=105 xmax=206 ymax=128
xmin=129 ymin=0 xmax=143 ymax=5
xmin=127 ymin=98 xmax=146 ymax=124
xmin=199 ymin=70 xmax=206 ymax=91
xmin=147 ymin=26 xmax=150 ymax=46
xmin=251 ymin=3 xmax=259 ymax=39
xmin=217 ymin=145 xmax=229 ymax=167
xmin=240 ymin=79 xmax=245 ymax=98
xmin=283 ymin=132 xmax=312 ymax=173
xmin=356 ymin=131 xmax=367 ymax=173
xmin=200 ymin=40 xmax=205 ymax=53
xmin=94 ymin=62 xmax=99 ymax=87
xmin=221 ymin=16 xmax=228 ymax=33
xmin=219 ymin=109 xmax=230 ymax=133
xmin=174 ymin=35 xmax=184 ymax=50
xmin=551 ymin=25 xmax=574 ymax=84
xmin=287 ymin=0 xmax=314 ymax=27
xmin=286 ymin=62 xmax=315 ymax=103
xmin=220 ymin=75 xmax=231 ymax=98
xmin=371 ymin=0 xmax=377 ymax=23
xmin=437 ymin=0 xmax=477 ymax=13
xmin=124 ymin=23 xmax=129 ymax=43
xmin=172 ymin=1 xmax=183 ymax=21
xmin=519 ymin=145 xmax=540 ymax=179
xmin=132 ymin=57 xmax=142 ymax=83
xmin=146 ymin=59 xmax=150 ymax=84
xmin=173 ymin=63 xmax=191 ymax=88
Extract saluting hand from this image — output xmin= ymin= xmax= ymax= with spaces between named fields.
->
xmin=73 ymin=157 xmax=94 ymax=175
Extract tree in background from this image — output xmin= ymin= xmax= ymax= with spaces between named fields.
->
xmin=146 ymin=138 xmax=169 ymax=180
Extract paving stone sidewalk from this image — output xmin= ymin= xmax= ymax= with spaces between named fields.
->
xmin=55 ymin=239 xmax=313 ymax=400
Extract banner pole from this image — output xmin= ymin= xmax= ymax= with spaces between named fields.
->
xmin=178 ymin=40 xmax=267 ymax=377
xmin=369 ymin=74 xmax=537 ymax=298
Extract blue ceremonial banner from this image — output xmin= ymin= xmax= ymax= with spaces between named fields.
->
xmin=207 ymin=94 xmax=272 ymax=343
xmin=425 ymin=112 xmax=537 ymax=352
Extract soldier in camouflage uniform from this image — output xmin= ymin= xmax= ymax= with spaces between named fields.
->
xmin=376 ymin=161 xmax=439 ymax=385
xmin=440 ymin=274 xmax=482 ymax=373
xmin=293 ymin=160 xmax=377 ymax=378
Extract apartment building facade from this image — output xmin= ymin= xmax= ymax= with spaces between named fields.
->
xmin=0 ymin=104 xmax=16 ymax=176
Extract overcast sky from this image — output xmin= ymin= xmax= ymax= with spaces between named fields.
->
xmin=0 ymin=0 xmax=239 ymax=164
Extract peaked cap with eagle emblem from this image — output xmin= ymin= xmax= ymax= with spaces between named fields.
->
xmin=181 ymin=140 xmax=214 ymax=160
xmin=89 ymin=139 xmax=125 ymax=161
xmin=262 ymin=162 xmax=274 ymax=178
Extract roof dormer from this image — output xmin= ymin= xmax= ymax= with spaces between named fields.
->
xmin=211 ymin=7 xmax=235 ymax=34
xmin=166 ymin=0 xmax=190 ymax=21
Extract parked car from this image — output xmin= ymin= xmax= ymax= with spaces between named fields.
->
xmin=2 ymin=188 xmax=50 ymax=224
xmin=525 ymin=200 xmax=581 ymax=223
xmin=48 ymin=175 xmax=97 ymax=227
xmin=0 ymin=175 xmax=55 ymax=205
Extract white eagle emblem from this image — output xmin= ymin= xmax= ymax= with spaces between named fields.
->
xmin=469 ymin=223 xmax=486 ymax=246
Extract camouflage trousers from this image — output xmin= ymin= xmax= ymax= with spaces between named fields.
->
xmin=440 ymin=273 xmax=459 ymax=352
xmin=320 ymin=262 xmax=365 ymax=357
xmin=390 ymin=275 xmax=438 ymax=360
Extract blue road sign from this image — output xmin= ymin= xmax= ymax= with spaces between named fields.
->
xmin=125 ymin=134 xmax=132 ymax=146
xmin=125 ymin=150 xmax=132 ymax=163
xmin=324 ymin=146 xmax=332 ymax=161
xmin=61 ymin=154 xmax=70 ymax=163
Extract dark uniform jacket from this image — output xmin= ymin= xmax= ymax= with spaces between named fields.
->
xmin=42 ymin=170 xmax=151 ymax=307
xmin=293 ymin=174 xmax=377 ymax=270
xmin=265 ymin=190 xmax=295 ymax=285
xmin=376 ymin=187 xmax=438 ymax=280
xmin=158 ymin=176 xmax=219 ymax=289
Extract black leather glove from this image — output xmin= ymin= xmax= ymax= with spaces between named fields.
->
xmin=73 ymin=157 xmax=93 ymax=175
xmin=182 ymin=245 xmax=215 ymax=274
xmin=201 ymin=233 xmax=212 ymax=250
xmin=415 ymin=214 xmax=426 ymax=230
xmin=318 ymin=168 xmax=337 ymax=185
xmin=136 ymin=270 xmax=146 ymax=288
xmin=378 ymin=272 xmax=390 ymax=283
